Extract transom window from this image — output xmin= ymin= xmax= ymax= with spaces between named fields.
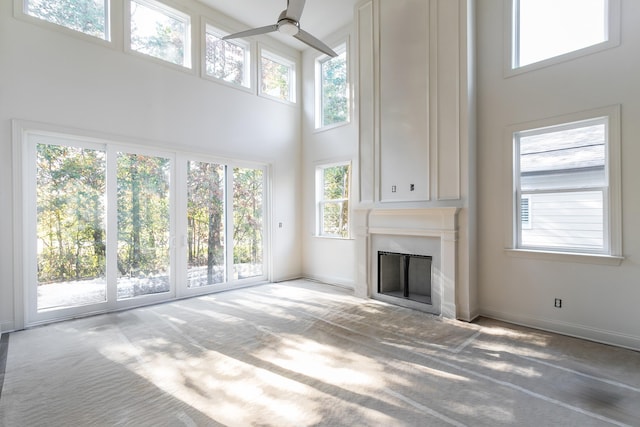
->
xmin=316 ymin=42 xmax=349 ymax=129
xmin=129 ymin=0 xmax=191 ymax=68
xmin=510 ymin=0 xmax=618 ymax=71
xmin=204 ymin=24 xmax=251 ymax=88
xmin=512 ymin=109 xmax=621 ymax=256
xmin=316 ymin=162 xmax=351 ymax=238
xmin=23 ymin=0 xmax=110 ymax=40
xmin=260 ymin=49 xmax=296 ymax=103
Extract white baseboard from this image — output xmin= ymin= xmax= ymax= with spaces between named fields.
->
xmin=301 ymin=274 xmax=355 ymax=291
xmin=272 ymin=274 xmax=304 ymax=283
xmin=0 ymin=321 xmax=16 ymax=334
xmin=481 ymin=307 xmax=640 ymax=352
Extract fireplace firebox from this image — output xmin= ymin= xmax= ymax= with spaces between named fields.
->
xmin=378 ymin=251 xmax=432 ymax=305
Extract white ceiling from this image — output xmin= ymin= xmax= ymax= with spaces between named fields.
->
xmin=195 ymin=0 xmax=359 ymax=51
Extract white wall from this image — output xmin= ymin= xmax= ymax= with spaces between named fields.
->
xmin=300 ymin=25 xmax=358 ymax=288
xmin=477 ymin=0 xmax=640 ymax=350
xmin=0 ymin=0 xmax=303 ymax=332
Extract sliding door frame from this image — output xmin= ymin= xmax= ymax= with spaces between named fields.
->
xmin=13 ymin=121 xmax=272 ymax=328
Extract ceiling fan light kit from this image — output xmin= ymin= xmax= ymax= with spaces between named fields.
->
xmin=222 ymin=0 xmax=338 ymax=57
xmin=278 ymin=19 xmax=300 ymax=36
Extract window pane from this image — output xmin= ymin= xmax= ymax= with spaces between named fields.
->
xmin=321 ymin=201 xmax=349 ymax=238
xmin=25 ymin=0 xmax=108 ymax=40
xmin=187 ymin=161 xmax=225 ymax=287
xmin=516 ymin=0 xmax=607 ymax=67
xmin=130 ymin=0 xmax=190 ymax=67
xmin=205 ymin=26 xmax=249 ymax=87
xmin=318 ymin=164 xmax=350 ymax=238
xmin=321 ymin=46 xmax=348 ymax=127
xmin=261 ymin=52 xmax=293 ymax=102
xmin=36 ymin=143 xmax=107 ymax=310
xmin=233 ymin=168 xmax=263 ymax=280
xmin=516 ymin=119 xmax=607 ymax=252
xmin=117 ymin=153 xmax=171 ymax=299
xmin=520 ymin=191 xmax=604 ymax=250
xmin=519 ymin=122 xmax=606 ymax=191
xmin=323 ymin=165 xmax=350 ymax=200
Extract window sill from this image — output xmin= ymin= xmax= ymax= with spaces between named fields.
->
xmin=314 ymin=235 xmax=354 ymax=241
xmin=314 ymin=120 xmax=350 ymax=134
xmin=505 ymin=249 xmax=624 ymax=266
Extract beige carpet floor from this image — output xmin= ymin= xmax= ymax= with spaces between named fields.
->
xmin=1 ymin=280 xmax=639 ymax=426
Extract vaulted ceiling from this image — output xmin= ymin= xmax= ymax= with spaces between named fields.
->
xmin=195 ymin=0 xmax=359 ymax=50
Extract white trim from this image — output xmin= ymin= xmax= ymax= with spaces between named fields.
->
xmin=125 ymin=0 xmax=195 ymax=71
xmin=505 ymin=249 xmax=623 ymax=266
xmin=504 ymin=0 xmax=621 ymax=77
xmin=14 ymin=0 xmax=113 ymax=45
xmin=201 ymin=20 xmax=253 ymax=92
xmin=315 ymin=161 xmax=352 ymax=239
xmin=314 ymin=38 xmax=350 ymax=130
xmin=301 ymin=274 xmax=355 ymax=291
xmin=481 ymin=306 xmax=640 ymax=352
xmin=504 ymin=105 xmax=622 ymax=259
xmin=258 ymin=45 xmax=298 ymax=104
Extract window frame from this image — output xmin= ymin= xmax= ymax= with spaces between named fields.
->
xmin=258 ymin=45 xmax=297 ymax=104
xmin=504 ymin=0 xmax=621 ymax=77
xmin=126 ymin=0 xmax=193 ymax=70
xmin=504 ymin=106 xmax=622 ymax=265
xmin=15 ymin=0 xmax=113 ymax=45
xmin=315 ymin=39 xmax=350 ymax=130
xmin=315 ymin=161 xmax=352 ymax=239
xmin=202 ymin=21 xmax=253 ymax=92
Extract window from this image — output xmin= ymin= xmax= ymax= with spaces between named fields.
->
xmin=187 ymin=161 xmax=226 ymax=287
xmin=233 ymin=167 xmax=265 ymax=279
xmin=204 ymin=24 xmax=251 ymax=88
xmin=116 ymin=152 xmax=172 ymax=299
xmin=510 ymin=0 xmax=619 ymax=71
xmin=35 ymin=141 xmax=107 ymax=310
xmin=511 ymin=107 xmax=621 ymax=256
xmin=316 ymin=162 xmax=351 ymax=238
xmin=23 ymin=0 xmax=110 ymax=40
xmin=129 ymin=0 xmax=191 ymax=68
xmin=520 ymin=195 xmax=531 ymax=230
xmin=260 ymin=49 xmax=296 ymax=103
xmin=316 ymin=42 xmax=348 ymax=129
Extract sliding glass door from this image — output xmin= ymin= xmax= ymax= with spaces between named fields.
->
xmin=116 ymin=152 xmax=172 ymax=300
xmin=186 ymin=160 xmax=226 ymax=288
xmin=233 ymin=167 xmax=264 ymax=281
xmin=23 ymin=129 xmax=269 ymax=325
xmin=35 ymin=141 xmax=108 ymax=311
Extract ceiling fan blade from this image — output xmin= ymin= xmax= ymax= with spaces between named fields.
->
xmin=286 ymin=0 xmax=306 ymax=22
xmin=294 ymin=29 xmax=338 ymax=57
xmin=222 ymin=25 xmax=279 ymax=41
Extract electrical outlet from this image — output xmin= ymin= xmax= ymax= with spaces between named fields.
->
xmin=554 ymin=298 xmax=562 ymax=308
xmin=410 ymin=184 xmax=415 ymax=191
xmin=391 ymin=185 xmax=397 ymax=193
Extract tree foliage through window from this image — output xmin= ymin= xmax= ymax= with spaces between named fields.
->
xmin=205 ymin=27 xmax=248 ymax=87
xmin=318 ymin=163 xmax=350 ymax=238
xmin=320 ymin=45 xmax=348 ymax=127
xmin=130 ymin=0 xmax=189 ymax=67
xmin=25 ymin=0 xmax=108 ymax=39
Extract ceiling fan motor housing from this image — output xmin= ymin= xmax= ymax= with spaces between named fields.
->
xmin=277 ymin=11 xmax=300 ymax=36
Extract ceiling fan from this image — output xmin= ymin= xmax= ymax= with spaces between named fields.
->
xmin=222 ymin=0 xmax=338 ymax=57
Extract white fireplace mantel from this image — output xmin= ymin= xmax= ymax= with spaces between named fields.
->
xmin=354 ymin=207 xmax=460 ymax=318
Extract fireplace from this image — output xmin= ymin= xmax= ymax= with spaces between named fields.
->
xmin=354 ymin=207 xmax=461 ymax=318
xmin=378 ymin=252 xmax=432 ymax=305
